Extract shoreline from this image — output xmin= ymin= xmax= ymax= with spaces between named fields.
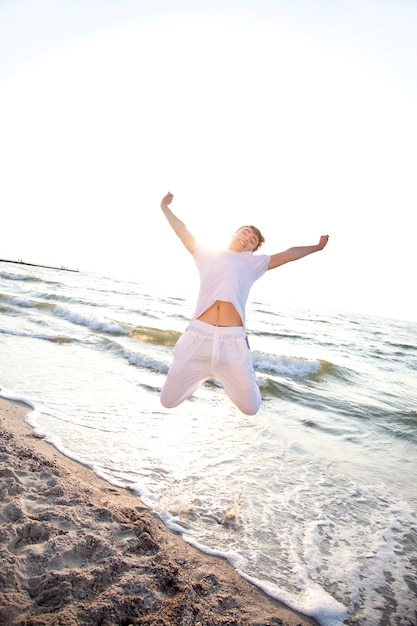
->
xmin=0 ymin=397 xmax=318 ymax=626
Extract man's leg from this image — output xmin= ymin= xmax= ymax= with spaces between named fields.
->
xmin=215 ymin=333 xmax=261 ymax=416
xmin=160 ymin=328 xmax=211 ymax=408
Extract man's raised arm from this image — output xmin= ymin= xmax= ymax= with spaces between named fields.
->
xmin=160 ymin=193 xmax=195 ymax=254
xmin=268 ymin=235 xmax=329 ymax=270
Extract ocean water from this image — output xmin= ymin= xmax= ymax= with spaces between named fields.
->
xmin=1 ymin=260 xmax=416 ymax=626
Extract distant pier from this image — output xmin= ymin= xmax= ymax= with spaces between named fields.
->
xmin=0 ymin=259 xmax=79 ymax=273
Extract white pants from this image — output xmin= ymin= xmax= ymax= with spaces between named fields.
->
xmin=160 ymin=319 xmax=261 ymax=415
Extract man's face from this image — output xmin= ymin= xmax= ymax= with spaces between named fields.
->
xmin=229 ymin=227 xmax=260 ymax=253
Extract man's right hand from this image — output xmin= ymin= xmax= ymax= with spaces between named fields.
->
xmin=161 ymin=192 xmax=174 ymax=208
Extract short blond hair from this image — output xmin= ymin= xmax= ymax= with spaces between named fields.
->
xmin=236 ymin=225 xmax=265 ymax=252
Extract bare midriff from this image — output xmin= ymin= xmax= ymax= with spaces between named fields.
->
xmin=197 ymin=300 xmax=243 ymax=327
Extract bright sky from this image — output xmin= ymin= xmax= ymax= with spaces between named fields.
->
xmin=1 ymin=0 xmax=416 ymax=322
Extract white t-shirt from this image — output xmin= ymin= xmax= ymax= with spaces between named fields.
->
xmin=191 ymin=241 xmax=270 ymax=325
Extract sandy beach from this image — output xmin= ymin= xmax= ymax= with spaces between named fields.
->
xmin=0 ymin=397 xmax=318 ymax=626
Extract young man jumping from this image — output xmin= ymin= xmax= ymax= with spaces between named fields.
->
xmin=159 ymin=192 xmax=329 ymax=415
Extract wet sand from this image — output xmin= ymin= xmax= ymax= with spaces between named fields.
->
xmin=0 ymin=397 xmax=318 ymax=626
